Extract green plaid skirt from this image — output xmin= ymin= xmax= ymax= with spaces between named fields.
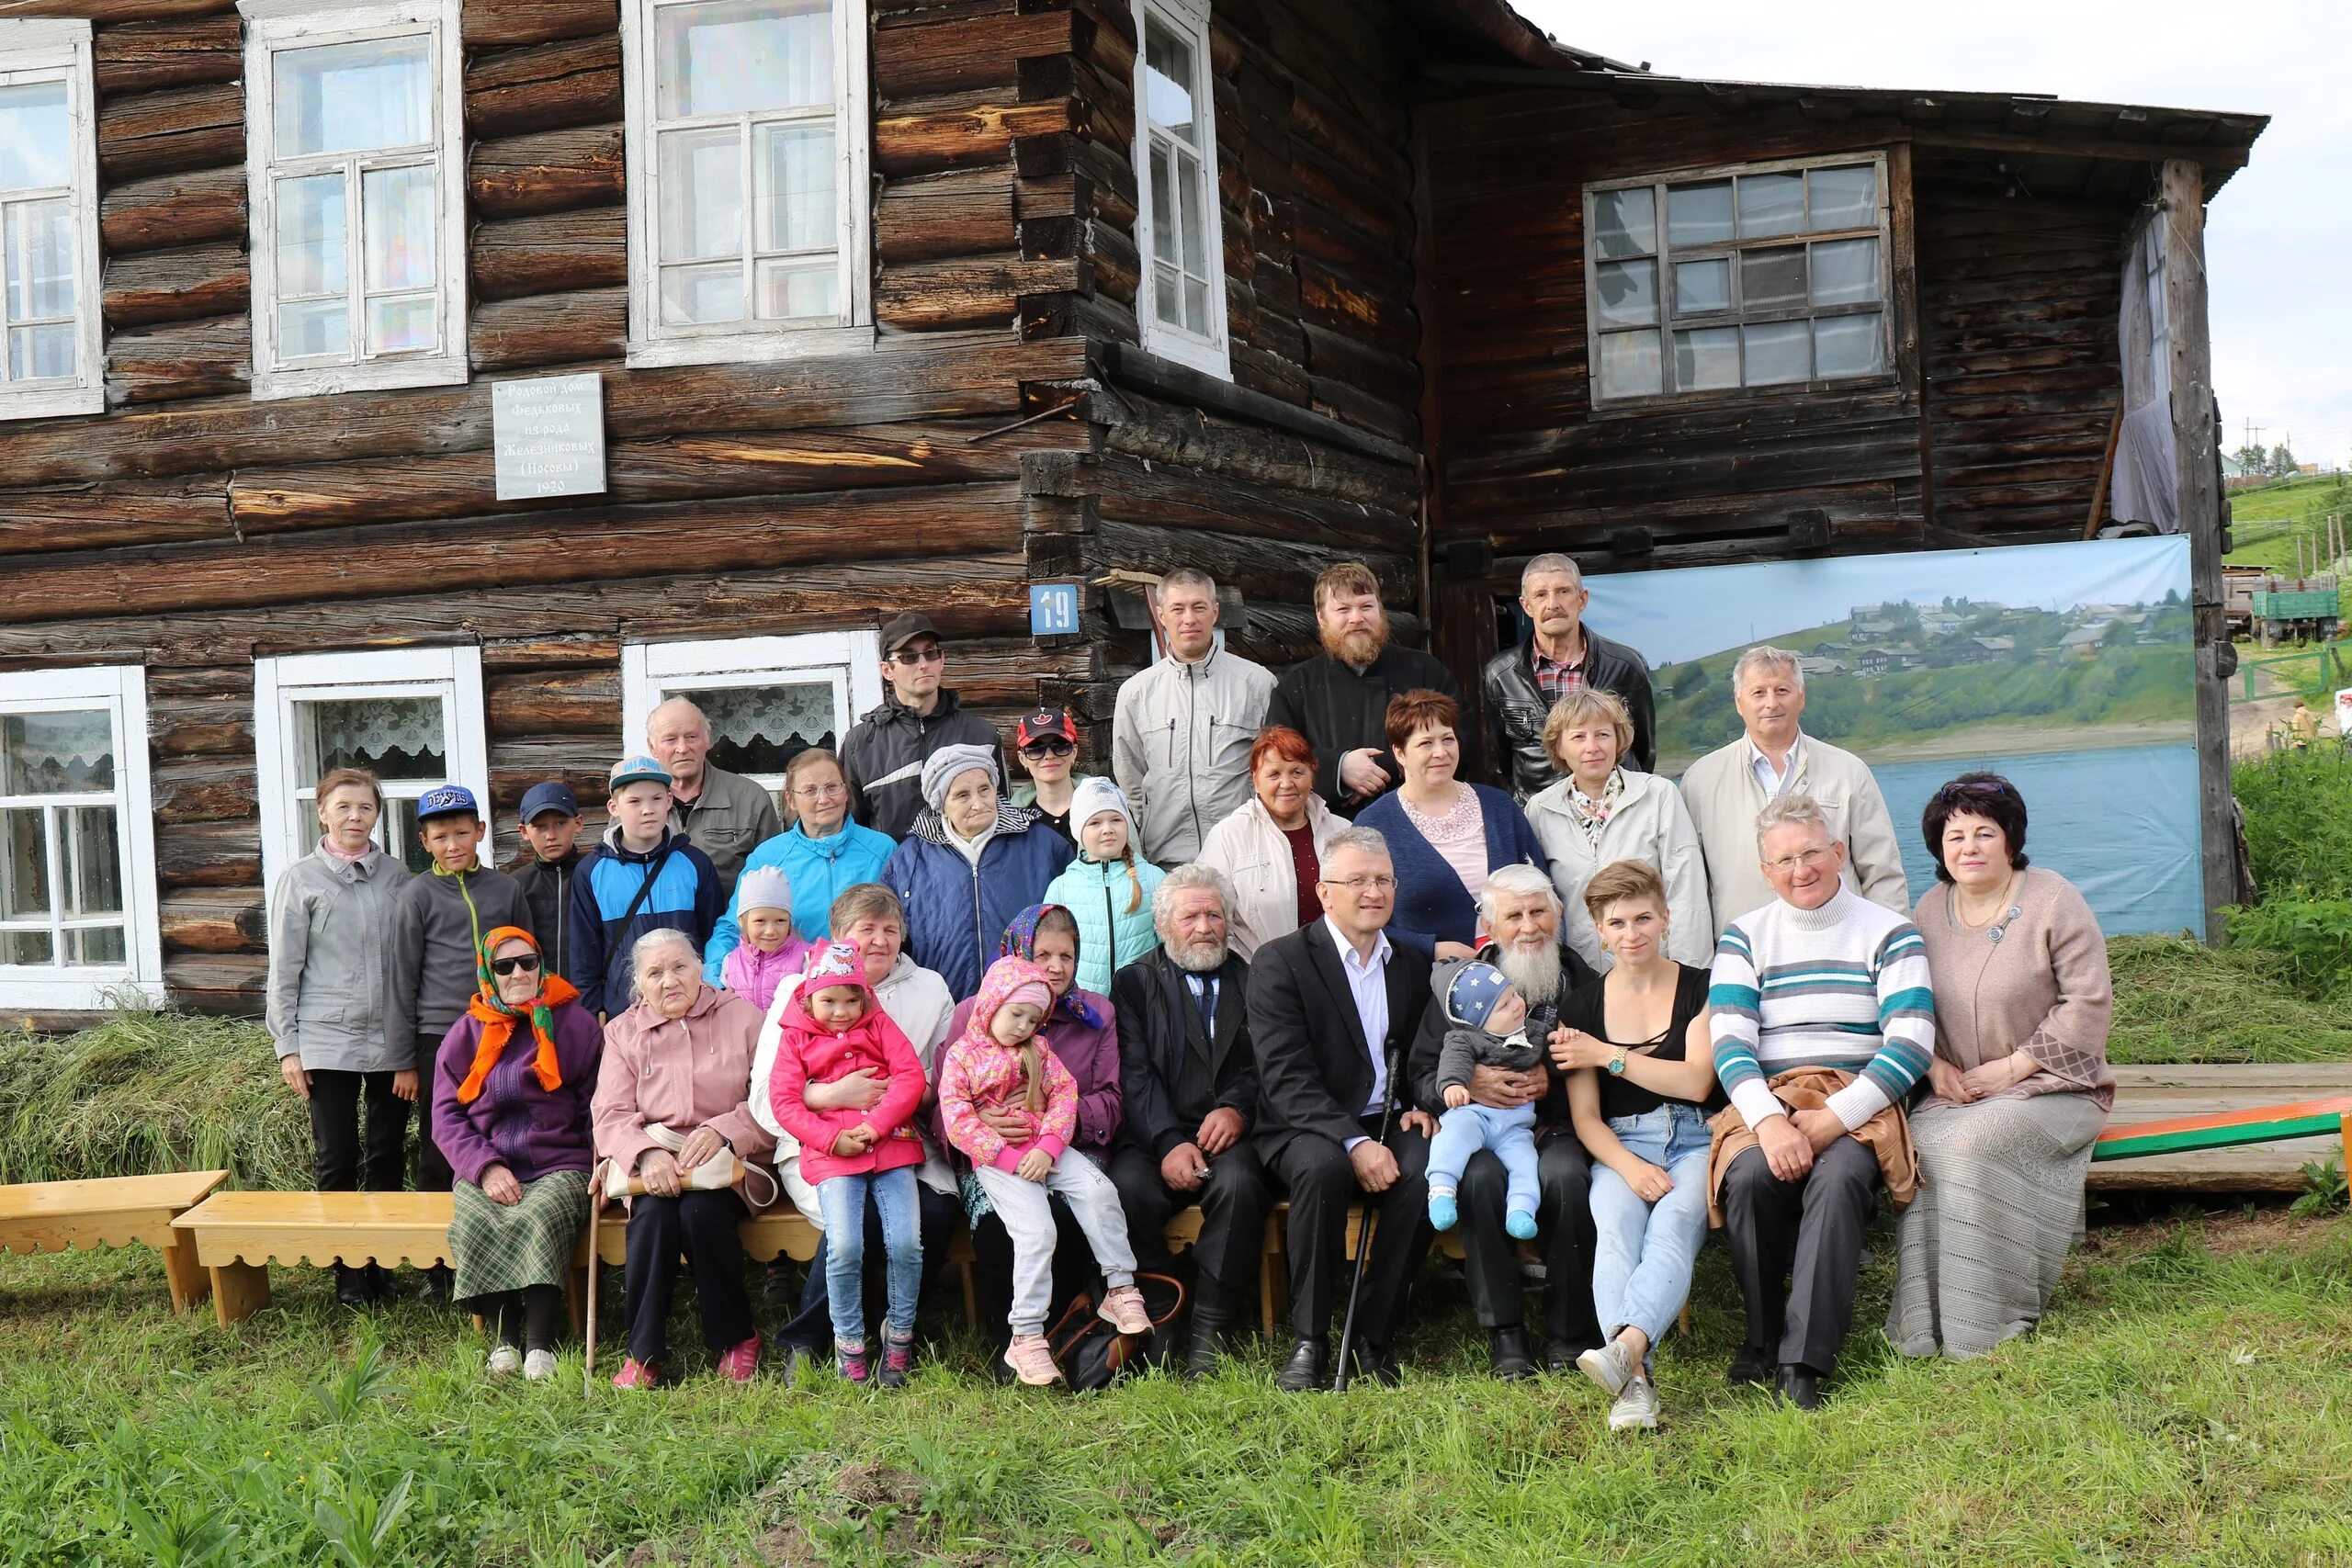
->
xmin=449 ymin=1168 xmax=591 ymax=1303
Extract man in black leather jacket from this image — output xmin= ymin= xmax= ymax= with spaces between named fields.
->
xmin=1482 ymin=553 xmax=1657 ymax=796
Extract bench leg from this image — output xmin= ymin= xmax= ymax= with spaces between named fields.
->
xmin=210 ymin=1261 xmax=269 ymax=1327
xmin=959 ymin=1257 xmax=979 ymax=1329
xmin=161 ymin=1230 xmax=209 ymax=1315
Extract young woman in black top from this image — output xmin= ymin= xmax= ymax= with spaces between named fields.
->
xmin=1548 ymin=859 xmax=1718 ymax=1432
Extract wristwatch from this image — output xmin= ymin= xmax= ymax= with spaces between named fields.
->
xmin=1606 ymin=1047 xmax=1628 ymax=1077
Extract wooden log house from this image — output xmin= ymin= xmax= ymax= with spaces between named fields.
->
xmin=0 ymin=0 xmax=2263 ymax=1021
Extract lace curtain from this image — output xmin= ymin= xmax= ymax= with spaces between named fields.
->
xmin=3 ymin=710 xmax=115 ymax=795
xmin=693 ymin=682 xmax=837 ymax=775
xmin=300 ymin=697 xmax=447 ymax=781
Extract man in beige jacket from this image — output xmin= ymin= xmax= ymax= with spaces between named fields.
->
xmin=1679 ymin=646 xmax=1908 ymax=932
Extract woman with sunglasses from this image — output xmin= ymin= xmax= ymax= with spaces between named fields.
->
xmin=432 ymin=925 xmax=604 ymax=1381
xmin=1007 ymin=706 xmax=1096 ymax=841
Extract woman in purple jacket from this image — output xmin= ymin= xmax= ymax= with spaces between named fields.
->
xmin=433 ymin=925 xmax=602 ymax=1381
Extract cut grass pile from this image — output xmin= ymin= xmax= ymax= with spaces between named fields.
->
xmin=2107 ymin=934 xmax=2352 ymax=1064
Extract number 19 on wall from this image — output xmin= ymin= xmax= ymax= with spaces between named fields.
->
xmin=1030 ymin=582 xmax=1080 ymax=636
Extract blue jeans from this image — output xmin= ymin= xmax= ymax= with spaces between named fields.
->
xmin=1589 ymin=1101 xmax=1713 ymax=1365
xmin=1427 ymin=1101 xmax=1539 ymax=1217
xmin=816 ymin=1167 xmax=923 ymax=1348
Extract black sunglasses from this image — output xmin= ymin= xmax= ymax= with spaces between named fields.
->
xmin=1020 ymin=738 xmax=1075 ymax=757
xmin=490 ymin=953 xmax=542 ymax=976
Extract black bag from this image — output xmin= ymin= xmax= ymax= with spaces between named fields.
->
xmin=1043 ymin=1271 xmax=1185 ymax=1392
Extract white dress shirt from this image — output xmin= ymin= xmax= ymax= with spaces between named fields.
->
xmin=1746 ymin=733 xmax=1805 ymax=798
xmin=1322 ymin=914 xmax=1394 ymax=1146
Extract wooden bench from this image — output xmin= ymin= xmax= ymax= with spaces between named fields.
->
xmin=2091 ymin=1065 xmax=2352 ymax=1192
xmin=0 ymin=1170 xmax=228 ymax=1314
xmin=173 ymin=1191 xmax=458 ymax=1327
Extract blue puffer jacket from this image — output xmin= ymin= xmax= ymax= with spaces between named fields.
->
xmin=702 ymin=818 xmax=897 ymax=984
xmin=1043 ymin=855 xmax=1167 ymax=998
xmin=881 ymin=805 xmax=1072 ymax=998
xmin=565 ymin=825 xmax=722 ymax=1015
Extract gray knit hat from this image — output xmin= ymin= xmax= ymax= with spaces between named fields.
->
xmin=921 ymin=743 xmax=1000 ymax=811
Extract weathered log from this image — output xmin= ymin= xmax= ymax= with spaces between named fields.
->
xmin=0 ymin=476 xmax=232 ymax=556
xmin=460 ymin=0 xmax=617 ymax=49
xmin=876 ymin=96 xmax=1071 ymax=177
xmin=159 ymin=889 xmax=267 ymax=954
xmin=469 ymin=287 xmax=627 ymax=372
xmin=100 ymin=164 xmax=245 ymax=254
xmin=153 ymin=756 xmax=256 ymax=824
xmin=465 ymin=32 xmax=621 ymax=141
xmin=162 ymin=952 xmax=267 ymax=1007
xmin=155 ymin=819 xmax=261 ymax=890
xmin=876 ymin=254 xmax=1081 ymax=332
xmin=102 ymin=243 xmax=248 ymax=331
xmin=145 ymin=666 xmax=251 ymax=701
xmin=1023 ymin=448 xmax=1417 ymax=555
xmin=1083 ymin=386 xmax=1416 ymax=511
xmin=149 ymin=694 xmax=255 ymax=758
xmin=486 ymin=666 xmax=620 ymax=738
xmin=876 ymin=166 xmax=1018 ymax=264
xmin=96 ymin=81 xmax=243 ymax=182
xmin=0 ymin=0 xmax=236 ymax=24
xmin=874 ymin=7 xmax=1069 ymax=99
xmin=1299 ymin=320 xmax=1418 ymax=411
xmin=105 ymin=312 xmax=251 ymax=405
xmin=1083 ymin=218 xmax=1138 ymax=307
xmin=1090 ymin=514 xmax=1412 ymax=605
xmin=469 ymin=125 xmax=623 ymax=220
xmin=471 ymin=207 xmax=628 ymax=300
xmin=481 ymin=631 xmax=624 ymax=671
xmin=1297 ymin=254 xmax=1417 ymax=355
xmin=92 ymin=15 xmax=242 ymax=96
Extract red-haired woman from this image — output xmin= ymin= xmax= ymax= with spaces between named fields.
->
xmin=1195 ymin=726 xmax=1351 ymax=959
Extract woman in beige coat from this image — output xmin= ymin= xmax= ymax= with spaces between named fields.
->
xmin=1194 ymin=727 xmax=1349 ymax=960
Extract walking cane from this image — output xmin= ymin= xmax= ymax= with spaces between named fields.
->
xmin=582 ymin=1160 xmax=608 ymax=1396
xmin=1333 ymin=1043 xmax=1404 ymax=1393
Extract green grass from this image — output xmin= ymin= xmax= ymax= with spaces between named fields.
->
xmin=2108 ymin=935 xmax=2352 ymax=1062
xmin=2223 ymin=476 xmax=2350 ymax=570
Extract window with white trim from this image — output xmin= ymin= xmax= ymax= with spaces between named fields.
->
xmin=0 ymin=666 xmax=163 ymax=1010
xmin=1128 ymin=0 xmax=1228 ymax=378
xmin=254 ymin=647 xmax=488 ymax=901
xmin=622 ymin=0 xmax=873 ymax=368
xmin=1584 ymin=153 xmax=1892 ymax=405
xmin=0 ymin=19 xmax=104 ymax=421
xmin=622 ymin=632 xmax=882 ymax=816
xmin=239 ymin=0 xmax=469 ymax=400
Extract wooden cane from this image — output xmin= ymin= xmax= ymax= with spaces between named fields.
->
xmin=582 ymin=1161 xmax=606 ymax=1396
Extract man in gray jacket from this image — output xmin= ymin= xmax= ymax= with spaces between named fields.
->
xmin=1113 ymin=567 xmax=1275 ymax=865
xmin=647 ymin=696 xmax=783 ymax=899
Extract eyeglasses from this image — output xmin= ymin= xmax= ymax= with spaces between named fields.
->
xmin=1319 ymin=874 xmax=1396 ymax=893
xmin=889 ymin=645 xmax=946 ymax=667
xmin=1762 ymin=846 xmax=1840 ymax=875
xmin=1019 ymin=738 xmax=1075 ymax=757
xmin=791 ymin=782 xmax=847 ymax=800
xmin=490 ymin=953 xmax=543 ymax=976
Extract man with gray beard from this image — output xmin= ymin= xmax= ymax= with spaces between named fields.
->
xmin=1109 ymin=863 xmax=1272 ymax=1375
xmin=1405 ymin=863 xmax=1605 ymax=1379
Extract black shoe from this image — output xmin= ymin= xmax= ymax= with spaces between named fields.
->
xmin=1276 ymin=1337 xmax=1329 ymax=1393
xmin=1728 ymin=1348 xmax=1775 ymax=1389
xmin=334 ymin=1266 xmax=371 ymax=1310
xmin=761 ymin=1258 xmax=800 ymax=1314
xmin=1545 ymin=1338 xmax=1595 ymax=1375
xmin=1488 ymin=1326 xmax=1537 ymax=1382
xmin=423 ymin=1265 xmax=454 ymax=1308
xmin=1775 ymin=1364 xmax=1824 ymax=1411
xmin=1342 ymin=1341 xmax=1401 ymax=1389
xmin=1184 ymin=1280 xmax=1238 ymax=1380
xmin=779 ymin=1343 xmax=820 ymax=1386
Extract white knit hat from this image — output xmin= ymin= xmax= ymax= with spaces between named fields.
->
xmin=736 ymin=864 xmax=793 ymax=916
xmin=1069 ymin=775 xmax=1137 ymax=848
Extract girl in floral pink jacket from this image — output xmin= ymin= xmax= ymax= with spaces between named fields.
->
xmin=939 ymin=955 xmax=1152 ymax=1383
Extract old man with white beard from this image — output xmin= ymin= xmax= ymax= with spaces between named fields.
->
xmin=1404 ymin=863 xmax=1605 ymax=1379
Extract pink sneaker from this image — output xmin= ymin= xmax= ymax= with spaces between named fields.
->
xmin=611 ymin=1358 xmax=660 ymax=1390
xmin=1099 ymin=1285 xmax=1152 ymax=1336
xmin=1002 ymin=1333 xmax=1062 ymax=1386
xmin=717 ymin=1335 xmax=761 ymax=1384
xmin=878 ymin=1333 xmax=914 ymax=1389
xmin=837 ymin=1339 xmax=871 ymax=1386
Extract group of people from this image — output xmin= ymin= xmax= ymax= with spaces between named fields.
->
xmin=265 ymin=558 xmax=2115 ymax=1423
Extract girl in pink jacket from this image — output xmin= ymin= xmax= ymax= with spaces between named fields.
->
xmin=939 ymin=954 xmax=1151 ymax=1384
xmin=768 ymin=942 xmax=926 ymax=1386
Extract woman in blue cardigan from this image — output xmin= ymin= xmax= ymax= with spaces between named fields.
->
xmin=1353 ymin=689 xmax=1545 ymax=959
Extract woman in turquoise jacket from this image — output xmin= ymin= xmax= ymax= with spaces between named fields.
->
xmin=702 ymin=749 xmax=895 ymax=984
xmin=1041 ymin=778 xmax=1166 ymax=996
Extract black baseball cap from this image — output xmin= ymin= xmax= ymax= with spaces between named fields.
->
xmin=879 ymin=611 xmax=942 ymax=654
xmin=519 ymin=781 xmax=579 ymax=822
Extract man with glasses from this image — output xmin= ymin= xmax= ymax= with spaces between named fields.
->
xmin=841 ymin=611 xmax=1004 ymax=839
xmin=700 ymin=747 xmax=895 ymax=984
xmin=1112 ymin=566 xmax=1274 ymax=864
xmin=1679 ymin=645 xmax=1906 ymax=936
xmin=646 ymin=696 xmax=783 ymax=900
xmin=1246 ymin=827 xmax=1438 ymax=1391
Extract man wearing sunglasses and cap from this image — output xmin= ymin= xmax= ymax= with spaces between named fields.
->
xmin=841 ymin=611 xmax=1004 ymax=840
xmin=1007 ymin=706 xmax=1095 ymax=840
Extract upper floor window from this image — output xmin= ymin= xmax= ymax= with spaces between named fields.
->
xmin=1584 ymin=153 xmax=1890 ymax=406
xmin=0 ymin=19 xmax=103 ymax=421
xmin=1129 ymin=0 xmax=1228 ymax=378
xmin=239 ymin=0 xmax=468 ymax=400
xmin=622 ymin=0 xmax=873 ymax=367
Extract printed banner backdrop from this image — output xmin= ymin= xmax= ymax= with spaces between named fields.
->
xmin=1582 ymin=536 xmax=2203 ymax=938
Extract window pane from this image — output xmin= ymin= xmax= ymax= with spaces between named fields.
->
xmin=757 ymin=123 xmax=834 ymax=253
xmin=5 ymin=198 xmax=75 ymax=321
xmin=4 ymin=710 xmax=112 ymax=793
xmin=1595 ymin=329 xmax=1660 ymax=400
xmin=1740 ymin=246 xmax=1806 ymax=311
xmin=1148 ymin=142 xmax=1178 ymax=265
xmin=0 ymin=82 xmax=71 ymax=193
xmin=2 ymin=809 xmax=48 ymax=918
xmin=1673 ymin=326 xmax=1739 ymax=391
xmin=384 ymin=797 xmax=434 ymax=876
xmin=67 ymin=926 xmax=125 ymax=966
xmin=689 ymin=682 xmax=837 ymax=778
xmin=661 ymin=262 xmax=745 ymax=325
xmin=1142 ymin=17 xmax=1198 ymax=145
xmin=7 ymin=325 xmax=74 ymax=380
xmin=656 ymin=0 xmax=832 ymax=118
xmin=278 ymin=299 xmax=348 ymax=359
xmin=1666 ymin=180 xmax=1732 ymax=246
xmin=1151 ymin=261 xmax=1182 ymax=329
xmin=362 ymin=165 xmax=436 ymax=291
xmin=1815 ymin=311 xmax=1884 ymax=378
xmin=658 ymin=128 xmax=742 ymax=264
xmin=1674 ymin=257 xmax=1730 ymax=314
xmin=754 ymin=258 xmax=834 ymax=320
xmin=1744 ymin=320 xmax=1810 ymax=385
xmin=1811 ymin=237 xmax=1879 ymax=306
xmin=275 ymin=173 xmax=347 ymax=297
xmin=1736 ymin=172 xmax=1803 ymax=238
xmin=1182 ymin=272 xmax=1210 ymax=336
xmin=367 ymin=295 xmax=436 ymax=353
xmin=1177 ymin=154 xmax=1209 ymax=275
xmin=62 ymin=806 xmax=120 ymax=917
xmin=1808 ymin=164 xmax=1878 ymax=231
xmin=1 ymin=931 xmax=52 ymax=965
xmin=274 ymin=35 xmax=433 ymax=158
xmin=300 ymin=697 xmax=446 ymax=781
xmin=1590 ymin=186 xmax=1655 ymax=259
xmin=1592 ymin=258 xmax=1657 ymax=327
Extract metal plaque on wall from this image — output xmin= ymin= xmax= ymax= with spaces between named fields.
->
xmin=493 ymin=372 xmax=606 ymax=501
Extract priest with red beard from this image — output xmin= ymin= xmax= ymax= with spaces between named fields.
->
xmin=1265 ymin=560 xmax=1464 ymax=815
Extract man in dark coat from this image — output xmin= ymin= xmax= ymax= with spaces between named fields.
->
xmin=1265 ymin=560 xmax=1463 ymax=814
xmin=1246 ymin=826 xmax=1437 ymax=1391
xmin=839 ymin=610 xmax=1005 ymax=839
xmin=1482 ymin=552 xmax=1657 ymax=795
xmin=1108 ymin=863 xmax=1272 ymax=1376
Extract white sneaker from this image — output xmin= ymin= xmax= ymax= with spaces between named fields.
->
xmin=1576 ymin=1338 xmax=1635 ymax=1398
xmin=522 ymin=1348 xmax=557 ymax=1382
xmin=485 ymin=1344 xmax=522 ymax=1378
xmin=1608 ymin=1376 xmax=1659 ymax=1432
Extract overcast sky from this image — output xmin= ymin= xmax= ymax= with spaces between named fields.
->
xmin=1510 ymin=0 xmax=2350 ymax=468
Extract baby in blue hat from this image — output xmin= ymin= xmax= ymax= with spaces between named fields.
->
xmin=1427 ymin=959 xmax=1546 ymax=1238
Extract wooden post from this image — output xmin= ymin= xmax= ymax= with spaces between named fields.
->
xmin=2165 ymin=158 xmax=2233 ymax=943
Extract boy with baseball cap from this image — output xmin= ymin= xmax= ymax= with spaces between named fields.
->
xmin=566 ymin=756 xmax=722 ymax=1020
xmin=504 ymin=780 xmax=587 ymax=987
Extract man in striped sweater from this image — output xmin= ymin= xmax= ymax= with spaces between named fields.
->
xmin=1709 ymin=794 xmax=1935 ymax=1409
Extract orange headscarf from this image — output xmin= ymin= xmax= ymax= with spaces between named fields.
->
xmin=456 ymin=926 xmax=581 ymax=1105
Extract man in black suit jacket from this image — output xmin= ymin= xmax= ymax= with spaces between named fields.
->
xmin=1247 ymin=827 xmax=1438 ymax=1391
xmin=1109 ymin=864 xmax=1272 ymax=1377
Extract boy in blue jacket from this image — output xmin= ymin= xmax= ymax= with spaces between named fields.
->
xmin=567 ymin=756 xmax=722 ymax=1019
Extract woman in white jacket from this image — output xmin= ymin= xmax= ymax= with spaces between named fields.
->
xmin=1194 ymin=726 xmax=1350 ymax=960
xmin=1524 ymin=689 xmax=1713 ymax=972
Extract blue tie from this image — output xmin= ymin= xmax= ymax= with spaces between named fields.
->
xmin=1190 ymin=975 xmax=1217 ymax=1041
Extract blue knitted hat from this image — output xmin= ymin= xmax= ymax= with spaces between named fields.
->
xmin=1444 ymin=962 xmax=1510 ymax=1031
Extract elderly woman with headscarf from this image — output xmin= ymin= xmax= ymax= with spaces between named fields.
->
xmin=880 ymin=742 xmax=1073 ymax=998
xmin=591 ymin=928 xmax=778 ymax=1389
xmin=432 ymin=925 xmax=602 ymax=1381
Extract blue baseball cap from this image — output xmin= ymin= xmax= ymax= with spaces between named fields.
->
xmin=608 ymin=755 xmax=673 ymax=791
xmin=519 ymin=781 xmax=579 ymax=822
xmin=415 ymin=784 xmax=481 ymax=822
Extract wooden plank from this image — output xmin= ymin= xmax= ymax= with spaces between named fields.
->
xmin=173 ymin=1190 xmax=457 ymax=1269
xmin=464 ymin=32 xmax=621 ymax=141
xmin=95 ymin=81 xmax=243 ymax=182
xmin=469 ymin=125 xmax=623 ymax=219
xmin=99 ymin=165 xmax=246 ymax=255
xmin=461 ymin=0 xmax=617 ymax=50
xmin=92 ymin=16 xmax=242 ymax=96
xmin=0 ymin=1170 xmax=228 ymax=1224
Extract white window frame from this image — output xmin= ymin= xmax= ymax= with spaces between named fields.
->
xmin=621 ymin=0 xmax=874 ymax=369
xmin=621 ymin=631 xmax=883 ymax=807
xmin=253 ymin=646 xmax=488 ymax=906
xmin=0 ymin=666 xmax=163 ymax=1010
xmin=1128 ymin=0 xmax=1229 ymax=379
xmin=0 ymin=18 xmax=105 ymax=421
xmin=238 ymin=0 xmax=469 ymax=401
